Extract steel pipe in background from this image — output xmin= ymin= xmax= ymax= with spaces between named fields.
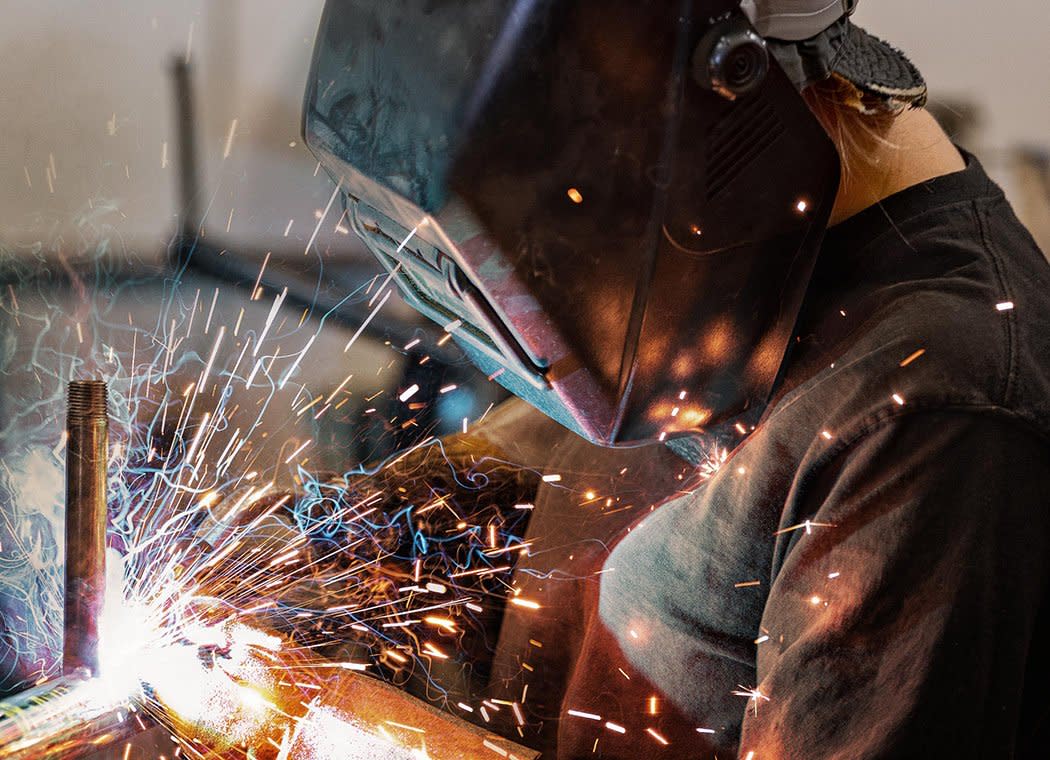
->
xmin=63 ymin=380 xmax=109 ymax=677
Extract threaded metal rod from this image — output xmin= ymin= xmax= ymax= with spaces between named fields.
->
xmin=63 ymin=380 xmax=109 ymax=676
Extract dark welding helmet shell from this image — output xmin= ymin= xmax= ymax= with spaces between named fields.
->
xmin=303 ymin=0 xmax=840 ymax=446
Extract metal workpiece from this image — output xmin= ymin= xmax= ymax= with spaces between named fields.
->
xmin=298 ymin=670 xmax=540 ymax=760
xmin=0 ymin=670 xmax=137 ymax=760
xmin=63 ymin=380 xmax=110 ymax=677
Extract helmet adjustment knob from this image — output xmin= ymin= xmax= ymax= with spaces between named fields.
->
xmin=692 ymin=16 xmax=769 ymax=100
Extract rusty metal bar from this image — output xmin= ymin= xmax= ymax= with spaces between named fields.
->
xmin=63 ymin=380 xmax=109 ymax=677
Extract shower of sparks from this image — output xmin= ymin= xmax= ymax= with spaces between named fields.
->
xmin=0 ymin=211 xmax=539 ymax=759
xmin=0 ymin=110 xmax=758 ymax=757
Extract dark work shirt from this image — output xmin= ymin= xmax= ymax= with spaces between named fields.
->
xmin=479 ymin=152 xmax=1050 ymax=758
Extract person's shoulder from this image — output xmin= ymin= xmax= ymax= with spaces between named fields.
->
xmin=884 ymin=189 xmax=1050 ymax=433
xmin=969 ymin=191 xmax=1050 ymax=428
xmin=776 ymin=191 xmax=1050 ymax=443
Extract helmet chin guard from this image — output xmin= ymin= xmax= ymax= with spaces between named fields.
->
xmin=304 ymin=0 xmax=840 ymax=446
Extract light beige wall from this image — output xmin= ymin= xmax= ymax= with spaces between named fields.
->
xmin=1 ymin=1 xmax=1047 ymax=255
xmin=853 ymin=0 xmax=1050 ymax=151
xmin=854 ymin=0 xmax=1050 ymax=251
xmin=0 ymin=0 xmax=333 ymax=258
xmin=2 ymin=2 xmax=200 ymax=249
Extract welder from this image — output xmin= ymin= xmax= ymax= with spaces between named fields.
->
xmin=304 ymin=1 xmax=1050 ymax=757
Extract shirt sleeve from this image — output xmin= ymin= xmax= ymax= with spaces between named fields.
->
xmin=739 ymin=408 xmax=1050 ymax=759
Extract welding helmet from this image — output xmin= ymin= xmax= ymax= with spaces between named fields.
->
xmin=303 ymin=0 xmax=844 ymax=446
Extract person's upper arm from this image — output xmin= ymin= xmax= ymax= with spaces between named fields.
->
xmin=740 ymin=409 xmax=1050 ymax=759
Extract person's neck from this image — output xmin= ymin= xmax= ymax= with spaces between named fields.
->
xmin=829 ymin=108 xmax=966 ymax=226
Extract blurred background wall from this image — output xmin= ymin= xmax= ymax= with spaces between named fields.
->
xmin=0 ymin=0 xmax=333 ymax=255
xmin=854 ymin=0 xmax=1049 ymax=151
xmin=854 ymin=1 xmax=1050 ymax=248
xmin=1 ymin=0 xmax=1047 ymax=257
